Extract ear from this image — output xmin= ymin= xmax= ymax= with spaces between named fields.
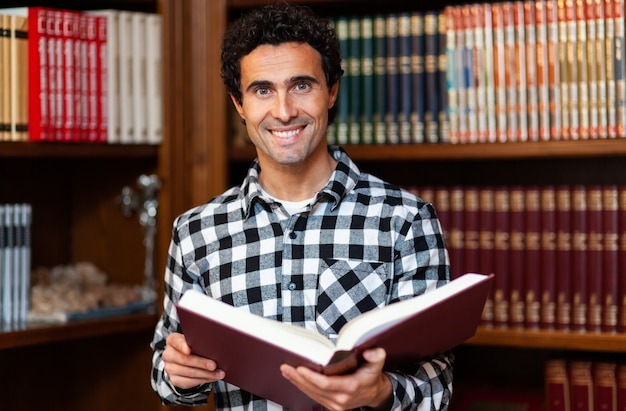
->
xmin=230 ymin=94 xmax=245 ymax=120
xmin=328 ymin=81 xmax=339 ymax=109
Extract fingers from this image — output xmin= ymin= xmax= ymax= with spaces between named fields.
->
xmin=163 ymin=332 xmax=226 ymax=389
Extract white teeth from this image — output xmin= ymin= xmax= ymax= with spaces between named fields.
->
xmin=272 ymin=128 xmax=302 ymax=138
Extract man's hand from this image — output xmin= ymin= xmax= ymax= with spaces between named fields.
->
xmin=162 ymin=332 xmax=226 ymax=389
xmin=280 ymin=348 xmax=393 ymax=411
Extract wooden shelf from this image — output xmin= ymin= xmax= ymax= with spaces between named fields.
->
xmin=230 ymin=139 xmax=626 ymax=162
xmin=0 ymin=141 xmax=159 ymax=158
xmin=0 ymin=311 xmax=158 ymax=350
xmin=466 ymin=326 xmax=626 ymax=353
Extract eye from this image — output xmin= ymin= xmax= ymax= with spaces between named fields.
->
xmin=255 ymin=87 xmax=271 ymax=96
xmin=294 ymin=82 xmax=310 ymax=92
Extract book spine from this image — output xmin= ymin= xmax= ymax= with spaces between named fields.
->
xmin=385 ymin=13 xmax=400 ymax=144
xmin=605 ymin=0 xmax=617 ymax=137
xmin=454 ymin=6 xmax=468 ymax=143
xmin=576 ymin=0 xmax=590 ymax=139
xmin=103 ymin=10 xmax=120 ymax=144
xmin=585 ymin=185 xmax=603 ymax=332
xmin=462 ymin=6 xmax=476 ymax=144
xmin=503 ymin=2 xmax=519 ymax=142
xmin=360 ymin=16 xmax=374 ymax=145
xmin=602 ymin=185 xmax=619 ymax=333
xmin=595 ymin=0 xmax=608 ymax=137
xmin=437 ymin=12 xmax=450 ymax=143
xmin=494 ymin=186 xmax=510 ymax=328
xmin=2 ymin=204 xmax=14 ymax=328
xmin=508 ymin=186 xmax=525 ymax=328
xmin=594 ymin=362 xmax=618 ymax=411
xmin=558 ymin=0 xmax=571 ymax=139
xmin=449 ymin=187 xmax=465 ymax=280
xmin=482 ymin=4 xmax=497 ymax=143
xmin=547 ymin=0 xmax=563 ymax=139
xmin=514 ymin=2 xmax=528 ymax=141
xmin=463 ymin=187 xmax=480 ymax=275
xmin=61 ymin=11 xmax=77 ymax=142
xmin=79 ymin=13 xmax=89 ymax=141
xmin=619 ymin=363 xmax=626 ymax=411
xmin=492 ymin=4 xmax=508 ymax=142
xmin=585 ymin=0 xmax=599 ymax=138
xmin=373 ymin=15 xmax=387 ymax=144
xmin=545 ymin=359 xmax=571 ymax=411
xmin=131 ymin=12 xmax=146 ymax=144
xmin=524 ymin=1 xmax=540 ymax=141
xmin=96 ymin=15 xmax=107 ymax=143
xmin=445 ymin=7 xmax=460 ymax=144
xmin=570 ymin=361 xmax=595 ymax=411
xmin=424 ymin=11 xmax=440 ymax=143
xmin=541 ymin=186 xmax=558 ymax=330
xmin=566 ymin=0 xmax=580 ymax=140
xmin=614 ymin=0 xmax=626 ymax=137
xmin=118 ymin=11 xmax=134 ymax=144
xmin=478 ymin=187 xmax=495 ymax=327
xmin=556 ymin=185 xmax=572 ymax=330
xmin=571 ymin=185 xmax=588 ymax=331
xmin=28 ymin=8 xmax=49 ymax=141
xmin=0 ymin=16 xmax=10 ymax=141
xmin=410 ymin=12 xmax=425 ymax=144
xmin=397 ymin=13 xmax=412 ymax=144
xmin=619 ymin=185 xmax=626 ymax=333
xmin=72 ymin=12 xmax=82 ymax=141
xmin=472 ymin=4 xmax=487 ymax=143
xmin=348 ymin=16 xmax=362 ymax=145
xmin=524 ymin=187 xmax=541 ymax=330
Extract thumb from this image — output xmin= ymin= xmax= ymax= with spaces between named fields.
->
xmin=361 ymin=348 xmax=387 ymax=371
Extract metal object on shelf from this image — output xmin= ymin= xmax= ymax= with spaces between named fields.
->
xmin=119 ymin=174 xmax=161 ymax=305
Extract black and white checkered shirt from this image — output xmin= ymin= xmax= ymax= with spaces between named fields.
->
xmin=151 ymin=146 xmax=453 ymax=410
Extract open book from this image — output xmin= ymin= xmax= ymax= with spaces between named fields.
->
xmin=176 ymin=272 xmax=494 ymax=411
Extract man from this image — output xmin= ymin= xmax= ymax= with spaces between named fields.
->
xmin=151 ymin=3 xmax=453 ymax=410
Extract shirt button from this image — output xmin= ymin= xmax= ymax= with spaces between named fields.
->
xmin=288 ymin=282 xmax=297 ymax=291
xmin=289 ymin=232 xmax=297 ymax=239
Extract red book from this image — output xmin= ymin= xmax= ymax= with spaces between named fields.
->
xmin=434 ymin=187 xmax=451 ymax=243
xmin=536 ymin=0 xmax=551 ymax=141
xmin=556 ymin=186 xmax=572 ymax=330
xmin=95 ymin=15 xmax=107 ymax=143
xmin=61 ymin=10 xmax=78 ymax=142
xmin=602 ymin=185 xmax=619 ymax=333
xmin=571 ymin=186 xmax=588 ymax=332
xmin=524 ymin=187 xmax=541 ymax=329
xmin=478 ymin=187 xmax=495 ymax=327
xmin=463 ymin=187 xmax=480 ymax=275
xmin=586 ymin=185 xmax=603 ymax=332
xmin=619 ymin=186 xmax=626 ymax=333
xmin=176 ymin=273 xmax=494 ymax=411
xmin=48 ymin=9 xmax=63 ymax=141
xmin=85 ymin=14 xmax=98 ymax=142
xmin=545 ymin=359 xmax=571 ymax=411
xmin=594 ymin=362 xmax=618 ymax=411
xmin=570 ymin=360 xmax=595 ymax=411
xmin=25 ymin=7 xmax=49 ymax=141
xmin=449 ymin=187 xmax=465 ymax=280
xmin=546 ymin=0 xmax=562 ymax=140
xmin=508 ymin=186 xmax=525 ymax=329
xmin=618 ymin=363 xmax=626 ymax=411
xmin=540 ymin=186 xmax=557 ymax=330
xmin=493 ymin=186 xmax=510 ymax=328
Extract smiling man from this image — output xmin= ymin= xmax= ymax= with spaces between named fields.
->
xmin=150 ymin=3 xmax=453 ymax=411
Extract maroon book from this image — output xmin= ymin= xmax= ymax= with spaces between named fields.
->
xmin=585 ymin=185 xmax=603 ymax=332
xmin=463 ymin=187 xmax=481 ymax=275
xmin=508 ymin=186 xmax=525 ymax=329
xmin=493 ymin=187 xmax=511 ymax=328
xmin=540 ymin=186 xmax=557 ymax=330
xmin=449 ymin=187 xmax=465 ymax=279
xmin=594 ymin=362 xmax=617 ymax=411
xmin=602 ymin=185 xmax=619 ymax=333
xmin=618 ymin=363 xmax=626 ymax=411
xmin=176 ymin=274 xmax=494 ymax=411
xmin=619 ymin=186 xmax=626 ymax=333
xmin=524 ymin=186 xmax=541 ymax=330
xmin=570 ymin=186 xmax=588 ymax=332
xmin=555 ymin=186 xmax=572 ymax=330
xmin=545 ymin=359 xmax=571 ymax=411
xmin=570 ymin=361 xmax=595 ymax=411
xmin=478 ymin=187 xmax=495 ymax=327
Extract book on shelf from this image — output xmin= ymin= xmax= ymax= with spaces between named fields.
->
xmin=424 ymin=11 xmax=440 ymax=143
xmin=586 ymin=185 xmax=603 ymax=332
xmin=359 ymin=15 xmax=374 ymax=146
xmin=493 ymin=186 xmax=510 ymax=328
xmin=594 ymin=0 xmax=607 ymax=138
xmin=555 ymin=185 xmax=572 ymax=330
xmin=575 ymin=0 xmax=589 ymax=140
xmin=540 ymin=186 xmax=558 ymax=330
xmin=605 ymin=0 xmax=617 ymax=138
xmin=409 ymin=11 xmax=425 ymax=144
xmin=619 ymin=186 xmax=626 ymax=333
xmin=333 ymin=16 xmax=348 ymax=145
xmin=569 ymin=360 xmax=594 ymax=411
xmin=570 ymin=186 xmax=588 ymax=331
xmin=508 ymin=186 xmax=526 ymax=329
xmin=524 ymin=187 xmax=541 ymax=330
xmin=372 ymin=14 xmax=387 ymax=145
xmin=594 ymin=362 xmax=618 ymax=411
xmin=385 ymin=13 xmax=400 ymax=144
xmin=602 ymin=185 xmax=619 ymax=333
xmin=437 ymin=11 xmax=450 ymax=143
xmin=614 ymin=0 xmax=626 ymax=138
xmin=348 ymin=16 xmax=361 ymax=145
xmin=524 ymin=0 xmax=540 ymax=141
xmin=176 ymin=273 xmax=494 ymax=411
xmin=397 ymin=12 xmax=412 ymax=144
xmin=545 ymin=358 xmax=571 ymax=411
xmin=513 ymin=2 xmax=528 ymax=142
xmin=478 ymin=187 xmax=495 ymax=327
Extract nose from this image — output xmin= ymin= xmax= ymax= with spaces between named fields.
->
xmin=273 ymin=92 xmax=298 ymax=122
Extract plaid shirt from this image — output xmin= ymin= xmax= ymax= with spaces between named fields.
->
xmin=151 ymin=146 xmax=453 ymax=411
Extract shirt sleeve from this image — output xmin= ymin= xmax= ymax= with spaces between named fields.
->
xmin=150 ymin=221 xmax=213 ymax=406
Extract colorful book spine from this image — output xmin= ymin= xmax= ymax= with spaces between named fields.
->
xmin=605 ymin=0 xmax=617 ymax=137
xmin=514 ymin=2 xmax=528 ymax=141
xmin=566 ymin=0 xmax=580 ymax=139
xmin=482 ymin=4 xmax=497 ymax=143
xmin=27 ymin=8 xmax=49 ymax=141
xmin=536 ymin=0 xmax=552 ymax=141
xmin=524 ymin=1 xmax=540 ymax=141
xmin=492 ymin=3 xmax=508 ymax=142
xmin=471 ymin=4 xmax=487 ymax=143
xmin=547 ymin=0 xmax=563 ymax=139
xmin=410 ymin=12 xmax=425 ymax=144
xmin=445 ymin=7 xmax=459 ymax=143
xmin=585 ymin=0 xmax=599 ymax=138
xmin=454 ymin=6 xmax=469 ymax=143
xmin=503 ymin=2 xmax=519 ymax=142
xmin=595 ymin=0 xmax=608 ymax=137
xmin=614 ymin=0 xmax=626 ymax=137
xmin=576 ymin=0 xmax=590 ymax=139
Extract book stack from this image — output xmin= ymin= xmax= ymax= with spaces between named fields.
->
xmin=445 ymin=0 xmax=626 ymax=143
xmin=408 ymin=184 xmax=626 ymax=333
xmin=329 ymin=10 xmax=448 ymax=145
xmin=0 ymin=7 xmax=162 ymax=144
xmin=545 ymin=358 xmax=626 ymax=411
xmin=0 ymin=203 xmax=32 ymax=330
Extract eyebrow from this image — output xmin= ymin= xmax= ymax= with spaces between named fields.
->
xmin=244 ymin=75 xmax=321 ymax=93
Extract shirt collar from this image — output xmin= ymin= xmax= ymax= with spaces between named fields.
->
xmin=240 ymin=146 xmax=361 ymax=219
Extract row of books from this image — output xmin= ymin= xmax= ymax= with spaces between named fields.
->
xmin=328 ymin=11 xmax=448 ymax=146
xmin=0 ymin=203 xmax=31 ymax=331
xmin=545 ymin=358 xmax=626 ymax=411
xmin=407 ymin=184 xmax=626 ymax=332
xmin=0 ymin=7 xmax=162 ymax=144
xmin=446 ymin=0 xmax=626 ymax=144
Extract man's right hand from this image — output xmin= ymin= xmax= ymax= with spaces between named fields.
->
xmin=162 ymin=332 xmax=226 ymax=389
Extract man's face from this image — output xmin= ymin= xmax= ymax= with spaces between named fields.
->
xmin=231 ymin=42 xmax=338 ymax=168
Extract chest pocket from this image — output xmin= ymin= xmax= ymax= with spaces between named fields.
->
xmin=316 ymin=258 xmax=390 ymax=340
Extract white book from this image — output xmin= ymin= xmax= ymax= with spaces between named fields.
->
xmin=118 ymin=11 xmax=134 ymax=143
xmin=145 ymin=13 xmax=162 ymax=145
xmin=2 ymin=204 xmax=13 ymax=329
xmin=132 ymin=12 xmax=147 ymax=143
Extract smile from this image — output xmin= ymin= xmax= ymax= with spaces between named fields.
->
xmin=271 ymin=127 xmax=303 ymax=138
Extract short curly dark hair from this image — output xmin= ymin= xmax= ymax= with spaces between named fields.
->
xmin=221 ymin=2 xmax=343 ymax=122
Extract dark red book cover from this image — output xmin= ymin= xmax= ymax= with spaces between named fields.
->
xmin=176 ymin=274 xmax=494 ymax=411
xmin=585 ymin=185 xmax=603 ymax=332
xmin=478 ymin=187 xmax=495 ymax=327
xmin=26 ymin=7 xmax=49 ymax=141
xmin=570 ymin=361 xmax=595 ymax=411
xmin=524 ymin=186 xmax=541 ymax=330
xmin=85 ymin=14 xmax=99 ymax=142
xmin=619 ymin=186 xmax=626 ymax=333
xmin=493 ymin=186 xmax=510 ymax=328
xmin=508 ymin=186 xmax=525 ymax=329
xmin=95 ymin=15 xmax=107 ymax=142
xmin=540 ymin=186 xmax=557 ymax=330
xmin=571 ymin=186 xmax=588 ymax=332
xmin=618 ymin=363 xmax=626 ymax=411
xmin=545 ymin=359 xmax=571 ymax=411
xmin=602 ymin=185 xmax=619 ymax=333
xmin=61 ymin=10 xmax=78 ymax=142
xmin=449 ymin=187 xmax=465 ymax=279
xmin=594 ymin=362 xmax=617 ymax=411
xmin=48 ymin=9 xmax=63 ymax=141
xmin=434 ymin=187 xmax=451 ymax=243
xmin=555 ymin=186 xmax=572 ymax=330
xmin=463 ymin=187 xmax=480 ymax=275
